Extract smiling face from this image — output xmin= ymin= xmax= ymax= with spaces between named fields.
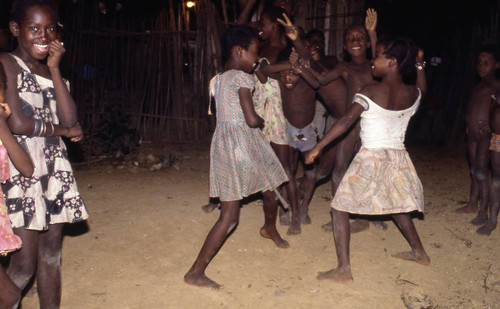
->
xmin=10 ymin=5 xmax=57 ymax=61
xmin=305 ymin=33 xmax=324 ymax=61
xmin=258 ymin=14 xmax=275 ymax=41
xmin=343 ymin=27 xmax=369 ymax=58
xmin=279 ymin=69 xmax=300 ymax=89
xmin=477 ymin=52 xmax=499 ymax=79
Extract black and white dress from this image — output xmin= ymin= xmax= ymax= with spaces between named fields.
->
xmin=2 ymin=54 xmax=89 ymax=231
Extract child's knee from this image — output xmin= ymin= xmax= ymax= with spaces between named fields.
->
xmin=473 ymin=166 xmax=488 ymax=181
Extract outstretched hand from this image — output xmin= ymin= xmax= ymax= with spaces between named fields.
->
xmin=365 ymin=8 xmax=377 ymax=32
xmin=47 ymin=39 xmax=66 ymax=69
xmin=277 ymin=13 xmax=299 ymax=41
xmin=305 ymin=146 xmax=321 ymax=165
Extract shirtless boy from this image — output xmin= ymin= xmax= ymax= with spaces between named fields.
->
xmin=477 ymin=89 xmax=500 ymax=235
xmin=457 ymin=44 xmax=500 ymax=227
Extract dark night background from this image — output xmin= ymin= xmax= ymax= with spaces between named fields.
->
xmin=0 ymin=0 xmax=498 ymax=147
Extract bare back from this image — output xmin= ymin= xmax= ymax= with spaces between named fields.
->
xmin=361 ymin=82 xmax=419 ymax=111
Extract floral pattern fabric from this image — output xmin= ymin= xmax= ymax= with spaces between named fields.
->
xmin=2 ymin=54 xmax=89 ymax=231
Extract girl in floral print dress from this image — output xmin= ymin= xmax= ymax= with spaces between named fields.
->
xmin=306 ymin=36 xmax=430 ymax=284
xmin=0 ymin=0 xmax=88 ymax=307
xmin=185 ymin=25 xmax=289 ymax=290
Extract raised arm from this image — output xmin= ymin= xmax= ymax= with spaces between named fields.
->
xmin=415 ymin=48 xmax=427 ymax=98
xmin=365 ymin=8 xmax=378 ymax=59
xmin=276 ymin=14 xmax=311 ymax=61
xmin=236 ymin=0 xmax=258 ymax=25
xmin=239 ymin=87 xmax=264 ymax=128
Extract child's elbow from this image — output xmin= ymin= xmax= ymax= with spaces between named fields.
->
xmin=20 ymin=166 xmax=34 ymax=178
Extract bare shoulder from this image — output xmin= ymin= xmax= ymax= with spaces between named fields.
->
xmin=0 ymin=53 xmax=19 ymax=76
xmin=359 ymin=82 xmax=385 ymax=98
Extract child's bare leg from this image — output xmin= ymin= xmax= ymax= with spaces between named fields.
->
xmin=391 ymin=213 xmax=430 ymax=265
xmin=478 ymin=156 xmax=500 ymax=235
xmin=470 ymin=138 xmax=490 ymax=224
xmin=273 ymin=143 xmax=300 ymax=234
xmin=37 ymin=223 xmax=64 ymax=309
xmin=457 ymin=139 xmax=481 ymax=213
xmin=317 ymin=209 xmax=353 ymax=284
xmin=185 ymin=201 xmax=240 ymax=289
xmin=7 ymin=228 xmax=38 ymax=292
xmin=0 ymin=266 xmax=21 ymax=309
xmin=260 ymin=190 xmax=290 ymax=248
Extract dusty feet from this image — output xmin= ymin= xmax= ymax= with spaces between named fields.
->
xmin=455 ymin=203 xmax=477 ymax=214
xmin=470 ymin=212 xmax=488 ymax=225
xmin=184 ymin=271 xmax=222 ymax=290
xmin=372 ymin=220 xmax=388 ymax=230
xmin=477 ymin=220 xmax=497 ymax=235
xmin=321 ymin=220 xmax=333 ymax=232
xmin=350 ymin=219 xmax=370 ymax=234
xmin=316 ymin=268 xmax=354 ymax=284
xmin=300 ymin=209 xmax=312 ymax=225
xmin=391 ymin=251 xmax=430 ymax=266
xmin=201 ymin=203 xmax=219 ymax=213
xmin=279 ymin=208 xmax=291 ymax=226
xmin=287 ymin=214 xmax=301 ymax=235
xmin=260 ymin=227 xmax=290 ymax=248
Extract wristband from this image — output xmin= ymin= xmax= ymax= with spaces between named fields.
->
xmin=31 ymin=119 xmax=39 ymax=137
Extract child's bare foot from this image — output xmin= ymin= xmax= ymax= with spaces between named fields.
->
xmin=470 ymin=212 xmax=488 ymax=225
xmin=300 ymin=209 xmax=312 ymax=225
xmin=279 ymin=208 xmax=291 ymax=226
xmin=477 ymin=220 xmax=497 ymax=235
xmin=287 ymin=215 xmax=301 ymax=235
xmin=321 ymin=220 xmax=333 ymax=232
xmin=201 ymin=203 xmax=219 ymax=213
xmin=316 ymin=268 xmax=353 ymax=284
xmin=350 ymin=219 xmax=370 ymax=233
xmin=184 ymin=271 xmax=222 ymax=290
xmin=260 ymin=227 xmax=290 ymax=248
xmin=391 ymin=251 xmax=430 ymax=265
xmin=372 ymin=220 xmax=388 ymax=230
xmin=455 ymin=204 xmax=477 ymax=214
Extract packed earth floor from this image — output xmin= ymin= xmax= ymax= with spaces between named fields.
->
xmin=18 ymin=140 xmax=500 ymax=308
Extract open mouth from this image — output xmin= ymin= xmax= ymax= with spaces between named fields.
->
xmin=34 ymin=43 xmax=49 ymax=53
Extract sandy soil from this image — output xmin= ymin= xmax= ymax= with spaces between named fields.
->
xmin=18 ymin=140 xmax=500 ymax=309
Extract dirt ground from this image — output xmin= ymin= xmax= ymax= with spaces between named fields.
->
xmin=19 ymin=139 xmax=500 ymax=309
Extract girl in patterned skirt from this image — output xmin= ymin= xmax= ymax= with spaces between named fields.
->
xmin=306 ymin=36 xmax=430 ymax=284
xmin=0 ymin=63 xmax=34 ymax=309
xmin=0 ymin=0 xmax=88 ymax=306
xmin=185 ymin=25 xmax=289 ymax=290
